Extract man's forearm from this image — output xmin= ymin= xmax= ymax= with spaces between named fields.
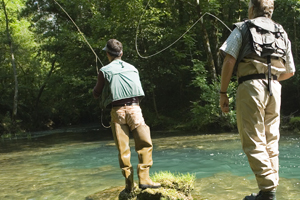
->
xmin=220 ymin=54 xmax=236 ymax=92
xmin=93 ymin=71 xmax=105 ymax=99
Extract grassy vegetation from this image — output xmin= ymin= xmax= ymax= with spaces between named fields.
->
xmin=151 ymin=171 xmax=195 ymax=196
xmin=86 ymin=171 xmax=196 ymax=200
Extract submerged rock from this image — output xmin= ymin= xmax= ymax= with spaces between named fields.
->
xmin=85 ymin=171 xmax=195 ymax=200
xmin=85 ymin=186 xmax=123 ymax=200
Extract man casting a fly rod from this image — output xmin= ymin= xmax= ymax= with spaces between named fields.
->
xmin=219 ymin=0 xmax=295 ymax=199
xmin=93 ymin=39 xmax=161 ymax=193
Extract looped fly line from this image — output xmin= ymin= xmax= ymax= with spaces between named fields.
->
xmin=135 ymin=0 xmax=232 ymax=59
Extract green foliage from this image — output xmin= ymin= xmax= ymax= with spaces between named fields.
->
xmin=0 ymin=112 xmax=23 ymax=138
xmin=289 ymin=117 xmax=300 ymax=131
xmin=281 ymin=63 xmax=300 ymax=118
xmin=1 ymin=0 xmax=300 ymax=135
xmin=189 ymin=60 xmax=237 ymax=130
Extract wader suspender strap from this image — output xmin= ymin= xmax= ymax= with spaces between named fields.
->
xmin=267 ymin=56 xmax=273 ymax=96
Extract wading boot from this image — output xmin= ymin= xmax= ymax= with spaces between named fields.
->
xmin=244 ymin=190 xmax=276 ymax=200
xmin=124 ymin=167 xmax=134 ymax=193
xmin=132 ymin=125 xmax=161 ymax=189
xmin=137 ymin=167 xmax=161 ymax=189
xmin=111 ymin=123 xmax=134 ymax=192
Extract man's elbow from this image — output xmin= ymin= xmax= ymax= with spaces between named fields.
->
xmin=223 ymin=54 xmax=237 ymax=68
xmin=278 ymin=72 xmax=295 ymax=81
xmin=285 ymin=72 xmax=295 ymax=79
xmin=93 ymin=88 xmax=101 ymax=99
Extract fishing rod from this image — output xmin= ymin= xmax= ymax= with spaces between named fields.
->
xmin=53 ymin=0 xmax=112 ymax=128
xmin=52 ymin=0 xmax=104 ymax=73
xmin=53 ymin=0 xmax=232 ymax=69
xmin=52 ymin=0 xmax=233 ymax=129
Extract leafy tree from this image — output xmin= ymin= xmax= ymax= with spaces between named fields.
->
xmin=1 ymin=0 xmax=300 ymax=136
xmin=0 ymin=0 xmax=37 ymax=134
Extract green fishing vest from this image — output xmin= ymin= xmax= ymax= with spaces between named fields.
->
xmin=100 ymin=60 xmax=145 ymax=109
xmin=234 ymin=17 xmax=288 ymax=71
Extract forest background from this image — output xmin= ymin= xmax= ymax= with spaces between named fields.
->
xmin=1 ymin=0 xmax=300 ymax=137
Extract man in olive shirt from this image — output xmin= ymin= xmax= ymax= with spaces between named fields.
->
xmin=93 ymin=39 xmax=161 ymax=192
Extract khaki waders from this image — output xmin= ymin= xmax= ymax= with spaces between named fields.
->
xmin=237 ymin=79 xmax=281 ymax=192
xmin=111 ymin=123 xmax=160 ymax=191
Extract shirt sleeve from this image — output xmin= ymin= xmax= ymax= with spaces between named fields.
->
xmin=93 ymin=71 xmax=105 ymax=98
xmin=284 ymin=40 xmax=296 ymax=73
xmin=219 ymin=28 xmax=242 ymax=59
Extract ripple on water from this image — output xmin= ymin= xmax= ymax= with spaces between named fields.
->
xmin=192 ymin=172 xmax=300 ymax=200
xmin=0 ymin=132 xmax=299 ymax=199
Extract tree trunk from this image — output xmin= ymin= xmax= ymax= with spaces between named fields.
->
xmin=2 ymin=0 xmax=18 ymax=123
xmin=178 ymin=0 xmax=184 ymax=25
xmin=196 ymin=1 xmax=217 ymax=82
xmin=35 ymin=59 xmax=56 ymax=108
xmin=211 ymin=18 xmax=222 ymax=75
xmin=238 ymin=0 xmax=241 ymax=21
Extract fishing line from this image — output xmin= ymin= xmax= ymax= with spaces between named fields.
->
xmin=135 ymin=0 xmax=232 ymax=59
xmin=52 ymin=0 xmax=232 ymax=129
xmin=52 ymin=0 xmax=111 ymax=128
xmin=52 ymin=0 xmax=103 ymax=73
xmin=101 ymin=109 xmax=111 ymax=128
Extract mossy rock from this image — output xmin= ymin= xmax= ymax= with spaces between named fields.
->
xmin=137 ymin=187 xmax=192 ymax=200
xmin=86 ymin=171 xmax=195 ymax=200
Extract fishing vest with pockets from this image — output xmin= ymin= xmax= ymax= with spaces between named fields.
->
xmin=234 ymin=16 xmax=288 ymax=73
xmin=100 ymin=60 xmax=145 ymax=109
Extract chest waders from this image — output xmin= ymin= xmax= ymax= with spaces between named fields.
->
xmin=233 ymin=17 xmax=289 ymax=200
xmin=237 ymin=57 xmax=277 ymax=96
xmin=111 ymin=123 xmax=161 ymax=192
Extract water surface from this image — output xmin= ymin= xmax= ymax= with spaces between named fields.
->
xmin=0 ymin=128 xmax=299 ymax=200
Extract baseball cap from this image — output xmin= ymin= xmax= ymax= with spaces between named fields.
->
xmin=102 ymin=39 xmax=123 ymax=57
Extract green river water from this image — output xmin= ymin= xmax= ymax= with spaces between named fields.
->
xmin=0 ymin=127 xmax=299 ymax=200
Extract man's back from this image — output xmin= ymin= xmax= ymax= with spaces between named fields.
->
xmin=100 ymin=60 xmax=145 ymax=107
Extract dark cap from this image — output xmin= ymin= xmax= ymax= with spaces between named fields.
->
xmin=102 ymin=39 xmax=123 ymax=57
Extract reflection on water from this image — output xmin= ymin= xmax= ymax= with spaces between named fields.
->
xmin=0 ymin=129 xmax=299 ymax=200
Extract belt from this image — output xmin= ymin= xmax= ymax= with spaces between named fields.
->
xmin=238 ymin=73 xmax=277 ymax=85
xmin=112 ymin=102 xmax=139 ymax=107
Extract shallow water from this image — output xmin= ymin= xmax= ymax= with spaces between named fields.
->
xmin=0 ymin=128 xmax=299 ymax=200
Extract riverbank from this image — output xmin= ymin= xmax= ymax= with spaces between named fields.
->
xmin=0 ymin=122 xmax=224 ymax=141
xmin=0 ymin=123 xmax=104 ymax=140
xmin=2 ymin=113 xmax=300 ymax=142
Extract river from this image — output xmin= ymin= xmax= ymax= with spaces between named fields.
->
xmin=0 ymin=126 xmax=299 ymax=200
